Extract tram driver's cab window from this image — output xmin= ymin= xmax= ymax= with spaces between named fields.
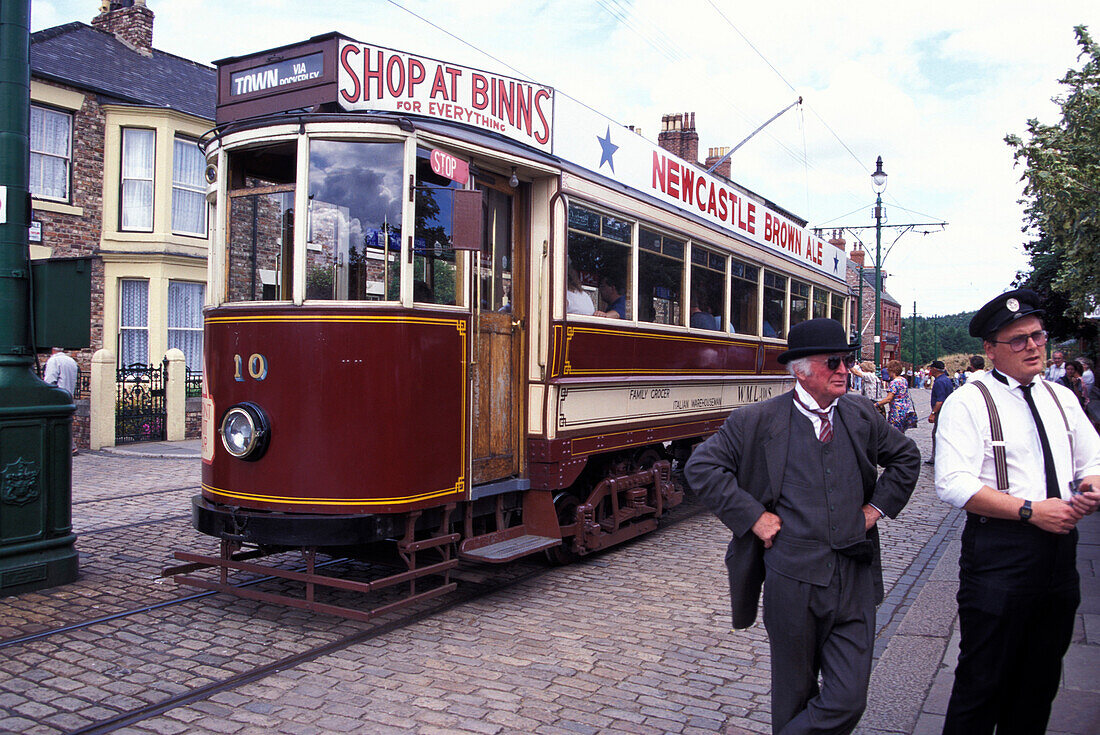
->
xmin=306 ymin=140 xmax=403 ymax=301
xmin=638 ymin=227 xmax=684 ymax=326
xmin=413 ymin=148 xmax=465 ymax=306
xmin=226 ymin=142 xmax=296 ymax=301
xmin=567 ymin=204 xmax=632 ymax=319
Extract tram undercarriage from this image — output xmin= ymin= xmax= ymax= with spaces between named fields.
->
xmin=167 ymin=449 xmax=684 ymax=622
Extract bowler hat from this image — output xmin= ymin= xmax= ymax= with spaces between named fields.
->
xmin=777 ymin=318 xmax=859 ymax=364
xmin=968 ymin=288 xmax=1044 ymax=340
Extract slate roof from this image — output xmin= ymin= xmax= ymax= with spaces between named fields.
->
xmin=30 ymin=22 xmax=215 ymax=121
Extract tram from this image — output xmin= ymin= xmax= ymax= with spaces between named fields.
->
xmin=173 ymin=33 xmax=850 ymax=620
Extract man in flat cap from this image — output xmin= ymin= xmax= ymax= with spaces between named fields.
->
xmin=934 ymin=288 xmax=1100 ymax=735
xmin=686 ymin=318 xmax=920 ymax=735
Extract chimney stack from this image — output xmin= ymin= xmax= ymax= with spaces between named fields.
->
xmin=92 ymin=0 xmax=154 ymax=57
xmin=657 ymin=111 xmax=699 ymax=165
xmin=704 ymin=146 xmax=731 ymax=180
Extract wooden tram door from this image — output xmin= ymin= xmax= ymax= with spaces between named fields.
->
xmin=471 ymin=180 xmax=525 ymax=484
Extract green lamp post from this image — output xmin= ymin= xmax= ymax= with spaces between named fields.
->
xmin=0 ymin=0 xmax=78 ymax=595
xmin=871 ymin=156 xmax=888 ymax=369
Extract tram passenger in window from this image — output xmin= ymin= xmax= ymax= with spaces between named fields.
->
xmin=566 ymin=262 xmax=595 ymax=315
xmin=690 ymin=294 xmax=719 ymax=330
xmin=595 ymin=273 xmax=626 ymax=319
xmin=413 ymin=280 xmax=433 ymax=303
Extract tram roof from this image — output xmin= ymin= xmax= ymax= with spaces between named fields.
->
xmin=213 ymin=33 xmax=846 ymax=284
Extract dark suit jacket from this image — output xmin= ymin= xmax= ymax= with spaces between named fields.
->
xmin=684 ymin=390 xmax=920 ymax=628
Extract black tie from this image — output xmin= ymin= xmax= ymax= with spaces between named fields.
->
xmin=1020 ymin=383 xmax=1060 ymax=499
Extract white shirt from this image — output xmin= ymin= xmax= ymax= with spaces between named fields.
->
xmin=792 ymin=381 xmax=837 ymax=438
xmin=566 ymin=288 xmax=595 ymax=315
xmin=935 ymin=370 xmax=1100 ymax=508
xmin=1046 ymin=362 xmax=1066 ymax=382
xmin=44 ymin=351 xmax=78 ymax=396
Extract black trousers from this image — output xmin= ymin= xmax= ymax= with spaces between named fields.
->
xmin=942 ymin=516 xmax=1080 ymax=735
xmin=763 ymin=556 xmax=874 ymax=735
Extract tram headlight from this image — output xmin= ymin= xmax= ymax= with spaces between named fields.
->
xmin=219 ymin=403 xmax=270 ymax=460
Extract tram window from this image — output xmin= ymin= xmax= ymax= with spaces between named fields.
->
xmin=763 ymin=271 xmax=787 ymax=339
xmin=813 ymin=286 xmax=829 ymax=319
xmin=413 ymin=148 xmax=465 ymax=306
xmin=830 ymin=292 xmax=845 ymax=323
xmin=226 ymin=141 xmax=297 ymax=302
xmin=639 ymin=227 xmax=684 ymax=326
xmin=567 ymin=204 xmax=632 ymax=319
xmin=689 ymin=246 xmax=724 ymax=330
xmin=790 ymin=280 xmax=810 ymax=329
xmin=729 ymin=259 xmax=759 ymax=336
xmin=307 ymin=140 xmax=403 ymax=301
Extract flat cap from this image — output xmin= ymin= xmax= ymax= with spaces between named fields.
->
xmin=929 ymin=360 xmax=945 ymax=370
xmin=968 ymin=288 xmax=1044 ymax=339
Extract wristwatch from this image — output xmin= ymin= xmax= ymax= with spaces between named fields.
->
xmin=1019 ymin=500 xmax=1033 ymax=522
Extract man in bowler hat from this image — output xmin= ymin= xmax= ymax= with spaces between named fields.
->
xmin=935 ymin=289 xmax=1100 ymax=734
xmin=686 ymin=318 xmax=920 ymax=734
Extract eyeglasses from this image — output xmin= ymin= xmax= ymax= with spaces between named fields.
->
xmin=990 ymin=329 xmax=1047 ymax=352
xmin=816 ymin=353 xmax=857 ymax=371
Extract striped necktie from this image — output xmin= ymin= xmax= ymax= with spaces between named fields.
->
xmin=795 ymin=395 xmax=833 ymax=443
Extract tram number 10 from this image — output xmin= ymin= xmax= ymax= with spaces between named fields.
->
xmin=233 ymin=353 xmax=268 ymax=381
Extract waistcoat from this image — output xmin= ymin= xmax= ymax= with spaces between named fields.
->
xmin=764 ymin=404 xmax=867 ymax=586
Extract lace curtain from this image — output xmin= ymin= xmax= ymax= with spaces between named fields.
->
xmin=29 ymin=106 xmax=70 ymax=200
xmin=122 ymin=129 xmax=155 ymax=230
xmin=119 ymin=279 xmax=149 ymax=366
xmin=172 ymin=138 xmax=207 ymax=236
xmin=167 ymin=281 xmax=204 ymax=370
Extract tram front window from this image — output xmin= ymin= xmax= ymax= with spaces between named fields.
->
xmin=413 ymin=148 xmax=464 ymax=306
xmin=226 ymin=142 xmax=296 ymax=302
xmin=307 ymin=140 xmax=403 ymax=301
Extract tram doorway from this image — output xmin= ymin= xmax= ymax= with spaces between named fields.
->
xmin=471 ymin=179 xmax=525 ymax=484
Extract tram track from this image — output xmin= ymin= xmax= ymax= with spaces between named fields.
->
xmin=48 ymin=502 xmax=707 ymax=734
xmin=72 ymin=484 xmax=200 ymax=506
xmin=78 ymin=513 xmax=193 ymax=535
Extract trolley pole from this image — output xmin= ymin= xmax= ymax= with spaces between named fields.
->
xmin=0 ymin=0 xmax=78 ymax=596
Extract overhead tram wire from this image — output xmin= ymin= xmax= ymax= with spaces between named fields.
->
xmin=596 ymin=0 xmax=685 ymax=62
xmin=704 ymin=0 xmax=875 ymax=181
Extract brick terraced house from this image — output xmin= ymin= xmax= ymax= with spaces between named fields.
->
xmin=29 ymin=1 xmax=215 ymax=446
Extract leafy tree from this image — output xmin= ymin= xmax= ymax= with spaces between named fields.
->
xmin=1006 ymin=25 xmax=1100 ymax=345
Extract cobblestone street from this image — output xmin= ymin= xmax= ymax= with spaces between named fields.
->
xmin=1 ymin=389 xmax=1097 ymax=734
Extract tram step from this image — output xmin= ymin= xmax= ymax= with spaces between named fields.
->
xmin=459 ymin=534 xmax=560 ymax=563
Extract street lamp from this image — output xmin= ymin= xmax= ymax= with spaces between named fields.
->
xmin=871 ymin=156 xmax=887 ymax=368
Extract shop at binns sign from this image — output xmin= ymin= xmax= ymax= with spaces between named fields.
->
xmin=338 ymin=41 xmax=554 ymax=153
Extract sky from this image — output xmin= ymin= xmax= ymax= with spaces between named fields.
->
xmin=31 ymin=0 xmax=1100 ymax=315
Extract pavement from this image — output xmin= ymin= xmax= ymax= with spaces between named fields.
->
xmin=1 ymin=388 xmax=1097 ymax=734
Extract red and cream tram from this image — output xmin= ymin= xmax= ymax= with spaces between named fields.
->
xmin=176 ymin=34 xmax=850 ymax=619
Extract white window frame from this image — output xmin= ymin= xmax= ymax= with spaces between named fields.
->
xmin=121 ymin=127 xmax=156 ymax=232
xmin=29 ymin=104 xmax=72 ymax=202
xmin=172 ymin=137 xmax=208 ymax=237
xmin=119 ymin=278 xmax=149 ymax=366
xmin=167 ymin=280 xmax=205 ymax=371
